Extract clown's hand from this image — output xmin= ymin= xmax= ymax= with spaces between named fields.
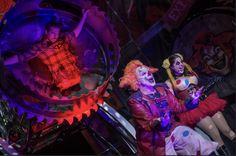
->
xmin=191 ymin=86 xmax=203 ymax=99
xmin=189 ymin=86 xmax=204 ymax=106
xmin=160 ymin=113 xmax=171 ymax=128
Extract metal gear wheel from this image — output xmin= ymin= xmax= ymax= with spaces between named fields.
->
xmin=0 ymin=0 xmax=120 ymax=124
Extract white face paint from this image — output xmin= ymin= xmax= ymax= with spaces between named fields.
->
xmin=171 ymin=57 xmax=184 ymax=75
xmin=135 ymin=66 xmax=156 ymax=87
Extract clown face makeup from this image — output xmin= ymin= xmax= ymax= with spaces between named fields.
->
xmin=202 ymin=45 xmax=229 ymax=75
xmin=135 ymin=66 xmax=156 ymax=87
xmin=171 ymin=57 xmax=184 ymax=76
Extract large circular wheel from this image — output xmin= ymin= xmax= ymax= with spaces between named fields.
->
xmin=0 ymin=0 xmax=120 ymax=124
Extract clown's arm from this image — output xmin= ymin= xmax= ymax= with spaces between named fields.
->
xmin=128 ymin=96 xmax=161 ymax=131
xmin=165 ymin=80 xmax=175 ymax=95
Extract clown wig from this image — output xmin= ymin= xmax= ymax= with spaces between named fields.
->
xmin=119 ymin=60 xmax=158 ymax=91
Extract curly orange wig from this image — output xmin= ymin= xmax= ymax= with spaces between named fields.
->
xmin=119 ymin=60 xmax=158 ymax=91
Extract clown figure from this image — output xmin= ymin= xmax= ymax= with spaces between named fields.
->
xmin=119 ymin=60 xmax=218 ymax=156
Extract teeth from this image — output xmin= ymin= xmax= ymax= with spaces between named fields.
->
xmin=84 ymin=111 xmax=91 ymax=117
xmin=66 ymin=117 xmax=74 ymax=125
xmin=76 ymin=114 xmax=82 ymax=121
xmin=91 ymin=104 xmax=98 ymax=111
xmin=56 ymin=119 xmax=65 ymax=125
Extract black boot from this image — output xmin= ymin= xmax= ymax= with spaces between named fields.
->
xmin=217 ymin=145 xmax=229 ymax=156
